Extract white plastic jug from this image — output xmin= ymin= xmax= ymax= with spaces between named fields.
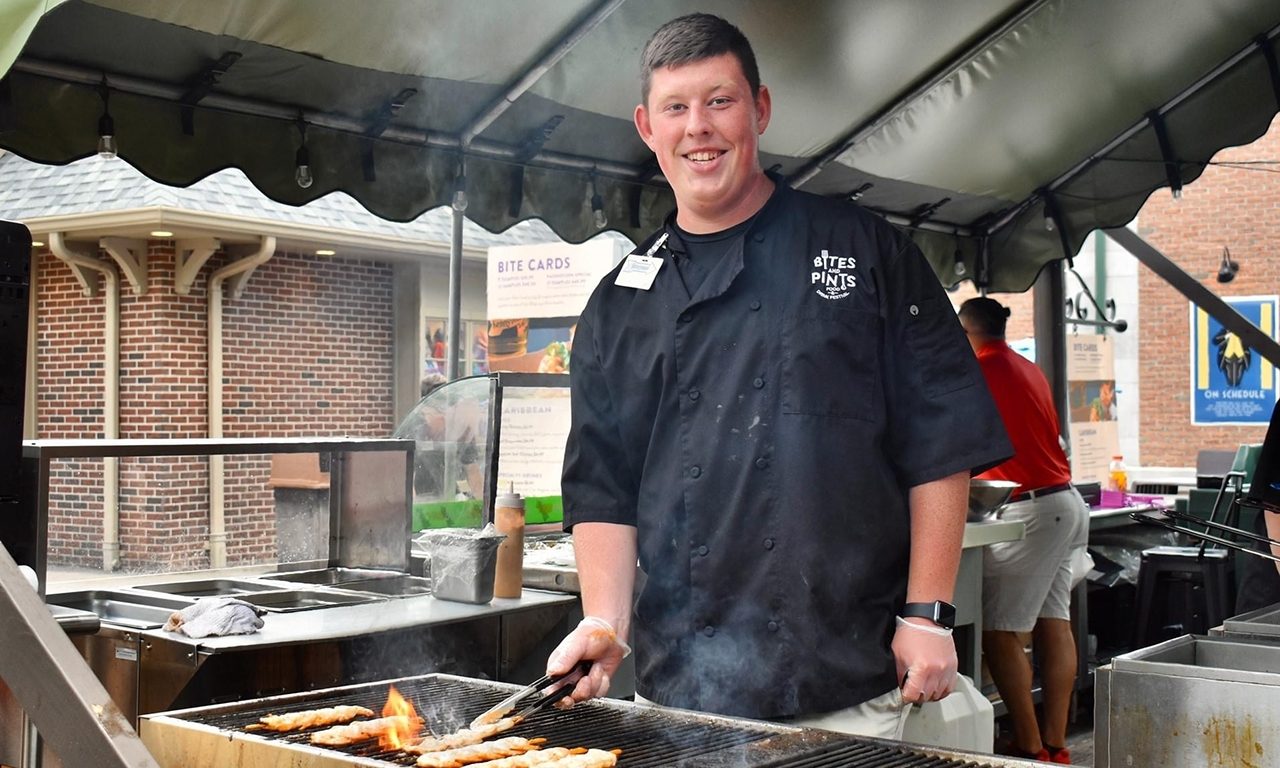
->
xmin=900 ymin=674 xmax=994 ymax=753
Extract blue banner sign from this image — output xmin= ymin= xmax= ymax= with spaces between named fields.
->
xmin=1190 ymin=296 xmax=1279 ymax=425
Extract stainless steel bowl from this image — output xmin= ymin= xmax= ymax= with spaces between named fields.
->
xmin=968 ymin=479 xmax=1018 ymax=521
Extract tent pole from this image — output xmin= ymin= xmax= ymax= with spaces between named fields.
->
xmin=1033 ymin=261 xmax=1068 ymax=441
xmin=447 ymin=207 xmax=463 ymax=380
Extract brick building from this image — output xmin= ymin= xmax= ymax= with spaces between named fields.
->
xmin=3 ymin=152 xmax=559 ymax=572
xmin=1135 ymin=113 xmax=1280 ymax=466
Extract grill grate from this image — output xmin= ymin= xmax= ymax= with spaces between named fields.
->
xmin=186 ymin=675 xmax=774 ymax=767
xmin=166 ymin=674 xmax=1020 ymax=767
xmin=754 ymin=740 xmax=988 ymax=767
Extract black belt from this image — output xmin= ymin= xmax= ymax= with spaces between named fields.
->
xmin=1008 ymin=482 xmax=1074 ymax=503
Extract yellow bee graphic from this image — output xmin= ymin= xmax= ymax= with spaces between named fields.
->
xmin=1212 ymin=327 xmax=1250 ymax=387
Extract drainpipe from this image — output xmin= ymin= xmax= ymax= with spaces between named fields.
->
xmin=207 ymin=236 xmax=275 ymax=568
xmin=48 ymin=233 xmax=121 ymax=571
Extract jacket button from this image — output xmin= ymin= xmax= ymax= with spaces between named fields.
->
xmin=767 ymin=620 xmax=779 ymax=632
xmin=909 ymin=304 xmax=919 ymax=316
xmin=752 ymin=377 xmax=764 ymax=389
xmin=697 ymin=545 xmax=709 ymax=556
xmin=689 ymin=387 xmax=701 ymax=401
xmin=754 ymin=233 xmax=765 ymax=243
xmin=689 ymin=465 xmax=702 ymax=478
xmin=749 ymin=300 xmax=761 ymax=311
xmin=755 ymin=457 xmax=768 ymax=469
xmin=763 ymin=538 xmax=774 ymax=550
xmin=679 ymin=313 xmax=691 ymax=323
xmin=703 ymin=625 xmax=716 ymax=637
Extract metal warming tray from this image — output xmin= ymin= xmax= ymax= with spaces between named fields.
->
xmin=522 ymin=534 xmax=581 ymax=593
xmin=45 ymin=590 xmax=194 ymax=630
xmin=262 ymin=567 xmax=406 ymax=585
xmin=140 ymin=673 xmax=1044 ymax=768
xmin=133 ymin=578 xmax=284 ymax=597
xmin=1096 ymin=634 xmax=1280 ymax=766
xmin=235 ymin=589 xmax=385 ymax=612
xmin=1217 ymin=603 xmax=1280 ymax=639
xmin=333 ymin=575 xmax=433 ymax=598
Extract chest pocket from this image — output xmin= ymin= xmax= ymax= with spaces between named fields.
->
xmin=781 ymin=307 xmax=881 ymax=421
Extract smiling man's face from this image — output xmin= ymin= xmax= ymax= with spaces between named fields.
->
xmin=634 ymin=52 xmax=773 ymax=233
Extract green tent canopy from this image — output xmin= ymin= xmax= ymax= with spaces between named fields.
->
xmin=2 ymin=0 xmax=1279 ymax=291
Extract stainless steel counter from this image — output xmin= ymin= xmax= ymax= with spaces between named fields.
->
xmin=153 ymin=587 xmax=576 ymax=652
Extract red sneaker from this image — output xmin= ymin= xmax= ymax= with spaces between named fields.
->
xmin=996 ymin=741 xmax=1050 ymax=762
xmin=1048 ymin=747 xmax=1071 ymax=764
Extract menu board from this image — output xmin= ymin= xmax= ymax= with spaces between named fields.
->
xmin=486 ymin=240 xmax=621 ymax=374
xmin=1067 ymin=333 xmax=1119 ymax=486
xmin=494 ymin=386 xmax=572 ymax=498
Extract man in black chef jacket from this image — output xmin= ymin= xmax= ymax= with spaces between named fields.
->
xmin=545 ymin=13 xmax=1011 ymax=737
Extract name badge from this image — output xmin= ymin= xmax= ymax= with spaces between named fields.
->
xmin=614 ymin=233 xmax=669 ymax=290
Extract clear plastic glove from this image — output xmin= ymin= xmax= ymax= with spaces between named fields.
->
xmin=891 ymin=616 xmax=957 ymax=703
xmin=545 ymin=616 xmax=631 ymax=706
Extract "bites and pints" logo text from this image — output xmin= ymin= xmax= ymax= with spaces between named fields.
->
xmin=811 ymin=250 xmax=856 ymax=300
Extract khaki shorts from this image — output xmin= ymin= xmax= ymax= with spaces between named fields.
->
xmin=983 ymin=487 xmax=1089 ymax=632
xmin=633 ymin=687 xmax=909 ymax=740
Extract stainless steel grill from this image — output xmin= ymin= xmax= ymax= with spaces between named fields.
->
xmin=140 ymin=674 xmax=1036 ymax=767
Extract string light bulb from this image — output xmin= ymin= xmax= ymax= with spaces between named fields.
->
xmin=96 ymin=82 xmax=116 ymax=159
xmin=294 ymin=120 xmax=313 ymax=189
xmin=590 ymin=175 xmax=607 ymax=229
xmin=452 ymin=170 xmax=468 ymax=213
xmin=953 ymin=245 xmax=967 ymax=277
xmin=294 ymin=145 xmax=313 ymax=189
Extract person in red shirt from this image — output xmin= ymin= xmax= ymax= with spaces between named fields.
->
xmin=959 ymin=297 xmax=1088 ymax=765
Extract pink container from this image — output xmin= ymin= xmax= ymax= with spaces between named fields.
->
xmin=1098 ymin=489 xmax=1127 ymax=508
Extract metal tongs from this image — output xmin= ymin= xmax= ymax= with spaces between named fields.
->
xmin=469 ymin=662 xmax=591 ymax=728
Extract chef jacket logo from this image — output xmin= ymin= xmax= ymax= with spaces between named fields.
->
xmin=811 ymin=250 xmax=856 ymax=300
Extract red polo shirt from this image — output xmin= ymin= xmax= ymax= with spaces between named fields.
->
xmin=974 ymin=340 xmax=1072 ymax=492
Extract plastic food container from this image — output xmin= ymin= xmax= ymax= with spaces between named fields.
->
xmin=418 ymin=526 xmax=505 ymax=604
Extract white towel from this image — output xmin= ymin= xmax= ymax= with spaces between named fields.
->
xmin=164 ymin=597 xmax=265 ymax=638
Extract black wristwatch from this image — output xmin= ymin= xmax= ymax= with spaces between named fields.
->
xmin=901 ymin=601 xmax=957 ymax=630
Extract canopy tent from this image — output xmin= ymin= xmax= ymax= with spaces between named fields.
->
xmin=1 ymin=0 xmax=1279 ymax=295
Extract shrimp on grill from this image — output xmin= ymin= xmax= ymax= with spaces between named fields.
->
xmin=309 ymin=714 xmax=424 ymax=746
xmin=460 ymin=747 xmax=574 ymax=767
xmin=245 ymin=704 xmax=374 ymax=733
xmin=413 ymin=736 xmax=547 ymax=767
xmin=540 ymin=748 xmax=619 ymax=768
xmin=404 ymin=716 xmax=521 ymax=754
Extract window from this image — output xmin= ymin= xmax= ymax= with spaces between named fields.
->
xmin=425 ymin=317 xmax=488 ymax=376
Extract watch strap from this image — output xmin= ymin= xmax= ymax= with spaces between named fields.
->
xmin=901 ymin=600 xmax=956 ymax=629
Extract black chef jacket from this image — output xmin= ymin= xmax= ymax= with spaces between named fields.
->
xmin=562 ymin=179 xmax=1012 ymax=719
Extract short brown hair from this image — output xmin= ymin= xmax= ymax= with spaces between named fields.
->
xmin=959 ymin=297 xmax=1011 ymax=338
xmin=640 ymin=13 xmax=760 ymax=106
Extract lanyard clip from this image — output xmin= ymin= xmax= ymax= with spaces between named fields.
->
xmin=644 ymin=232 xmax=669 ymax=258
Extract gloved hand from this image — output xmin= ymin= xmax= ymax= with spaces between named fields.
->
xmin=545 ymin=616 xmax=631 ymax=706
xmin=891 ymin=616 xmax=957 ymax=703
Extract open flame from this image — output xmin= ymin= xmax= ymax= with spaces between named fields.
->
xmin=378 ymin=685 xmax=424 ymax=751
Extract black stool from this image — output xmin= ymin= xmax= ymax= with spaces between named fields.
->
xmin=1132 ymin=545 xmax=1234 ymax=646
